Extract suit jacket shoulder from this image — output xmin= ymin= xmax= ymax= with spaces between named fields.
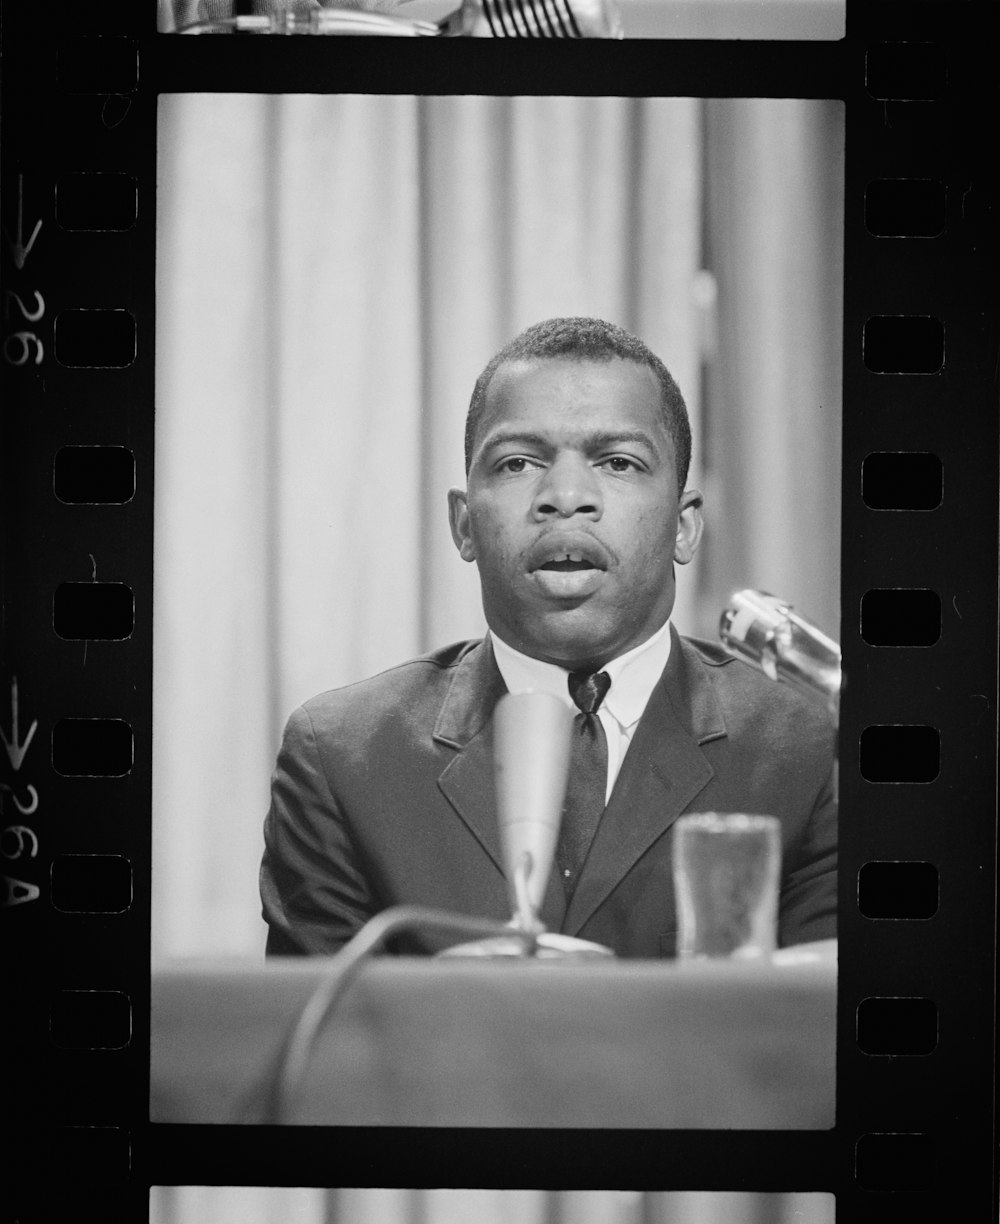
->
xmin=261 ymin=639 xmax=510 ymax=955
xmin=300 ymin=639 xmax=482 ymax=720
xmin=294 ymin=638 xmax=496 ymax=760
xmin=675 ymin=632 xmax=836 ymax=759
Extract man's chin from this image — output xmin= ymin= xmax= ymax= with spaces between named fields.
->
xmin=513 ymin=607 xmax=624 ymax=672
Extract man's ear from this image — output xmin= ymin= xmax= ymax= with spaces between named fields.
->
xmin=447 ymin=488 xmax=477 ymax=563
xmin=674 ymin=489 xmax=704 ymax=566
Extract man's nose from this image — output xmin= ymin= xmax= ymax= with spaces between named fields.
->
xmin=531 ymin=453 xmax=602 ymax=520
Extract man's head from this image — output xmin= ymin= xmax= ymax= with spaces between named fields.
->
xmin=449 ymin=317 xmax=703 ymax=673
xmin=464 ymin=317 xmax=692 ymax=490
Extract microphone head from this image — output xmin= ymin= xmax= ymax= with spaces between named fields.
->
xmin=719 ymin=589 xmax=789 ymax=680
xmin=171 ymin=0 xmax=623 ymax=35
xmin=719 ymin=588 xmax=841 ymax=715
xmin=493 ymin=691 xmax=574 ymax=921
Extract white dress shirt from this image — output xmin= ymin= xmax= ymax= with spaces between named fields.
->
xmin=490 ymin=619 xmax=673 ymax=804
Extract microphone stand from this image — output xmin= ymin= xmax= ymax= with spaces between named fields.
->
xmin=439 ymin=850 xmax=613 ymax=960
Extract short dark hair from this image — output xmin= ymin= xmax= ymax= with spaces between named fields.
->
xmin=464 ymin=317 xmax=692 ymax=488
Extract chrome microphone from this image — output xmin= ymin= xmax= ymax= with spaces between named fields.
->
xmin=173 ymin=0 xmax=622 ymax=35
xmin=494 ymin=691 xmax=573 ymax=933
xmin=440 ymin=690 xmax=613 ymax=959
xmin=719 ymin=589 xmax=841 ymax=722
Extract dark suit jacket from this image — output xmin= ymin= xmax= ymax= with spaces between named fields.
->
xmin=260 ymin=628 xmax=837 ymax=958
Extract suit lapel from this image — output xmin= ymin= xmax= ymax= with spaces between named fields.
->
xmin=562 ymin=628 xmax=728 ymax=937
xmin=433 ymin=637 xmax=569 ymax=933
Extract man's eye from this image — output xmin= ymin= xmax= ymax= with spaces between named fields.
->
xmin=602 ymin=455 xmax=639 ymax=473
xmin=498 ymin=456 xmax=535 ymax=473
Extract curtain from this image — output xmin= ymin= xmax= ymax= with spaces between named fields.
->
xmin=153 ymin=93 xmax=706 ymax=959
xmin=149 ymin=1187 xmax=836 ymax=1223
xmin=701 ymin=98 xmax=844 ymax=640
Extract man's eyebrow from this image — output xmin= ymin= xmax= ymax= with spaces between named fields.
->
xmin=585 ymin=430 xmax=662 ymax=455
xmin=480 ymin=430 xmax=551 ymax=453
xmin=479 ymin=429 xmax=662 ymax=456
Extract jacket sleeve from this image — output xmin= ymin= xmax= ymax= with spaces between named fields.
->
xmin=259 ymin=704 xmax=377 ymax=955
xmin=777 ymin=760 xmax=838 ymax=948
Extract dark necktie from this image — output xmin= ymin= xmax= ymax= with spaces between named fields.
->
xmin=556 ymin=670 xmax=611 ymax=899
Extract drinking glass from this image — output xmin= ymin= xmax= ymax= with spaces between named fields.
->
xmin=673 ymin=812 xmax=781 ymax=959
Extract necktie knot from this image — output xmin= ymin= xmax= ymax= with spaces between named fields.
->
xmin=568 ymin=670 xmax=611 ymax=716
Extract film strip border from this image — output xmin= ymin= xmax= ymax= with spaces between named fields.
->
xmin=3 ymin=4 xmax=156 ymax=1221
xmin=837 ymin=6 xmax=997 ymax=1215
xmin=1 ymin=2 xmax=996 ymax=1221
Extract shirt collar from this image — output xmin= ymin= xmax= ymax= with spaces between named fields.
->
xmin=490 ymin=619 xmax=672 ymax=731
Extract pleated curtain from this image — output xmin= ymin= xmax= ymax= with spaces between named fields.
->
xmin=153 ymin=93 xmax=707 ymax=959
xmin=149 ymin=1186 xmax=835 ymax=1224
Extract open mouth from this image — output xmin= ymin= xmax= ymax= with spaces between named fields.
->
xmin=526 ymin=541 xmax=610 ymax=598
xmin=527 ymin=538 xmax=611 ymax=574
xmin=538 ymin=554 xmax=599 ymax=573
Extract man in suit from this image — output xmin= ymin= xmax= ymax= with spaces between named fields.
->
xmin=260 ymin=317 xmax=837 ymax=957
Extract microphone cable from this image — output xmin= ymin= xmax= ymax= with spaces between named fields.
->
xmin=264 ymin=905 xmax=530 ymax=1124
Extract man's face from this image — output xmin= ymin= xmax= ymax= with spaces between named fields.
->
xmin=448 ymin=357 xmax=703 ymax=672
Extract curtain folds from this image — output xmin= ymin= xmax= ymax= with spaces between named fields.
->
xmin=154 ymin=93 xmax=703 ymax=958
xmin=149 ymin=1187 xmax=836 ymax=1223
xmin=702 ymin=98 xmax=844 ymax=641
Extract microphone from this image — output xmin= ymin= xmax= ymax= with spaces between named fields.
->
xmin=173 ymin=0 xmax=622 ymax=35
xmin=312 ymin=0 xmax=623 ymax=36
xmin=494 ymin=692 xmax=573 ymax=932
xmin=719 ymin=589 xmax=841 ymax=723
xmin=440 ymin=690 xmax=613 ymax=959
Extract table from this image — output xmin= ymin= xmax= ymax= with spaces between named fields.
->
xmin=150 ymin=941 xmax=835 ymax=1128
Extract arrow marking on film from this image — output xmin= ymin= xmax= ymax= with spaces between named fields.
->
xmin=4 ymin=176 xmax=43 ymax=270
xmin=1 ymin=678 xmax=38 ymax=772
